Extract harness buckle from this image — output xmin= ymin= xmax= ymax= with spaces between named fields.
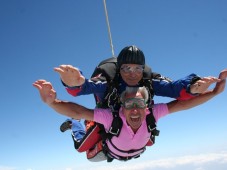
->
xmin=148 ymin=125 xmax=155 ymax=132
xmin=108 ymin=88 xmax=118 ymax=108
xmin=148 ymin=125 xmax=160 ymax=136
xmin=108 ymin=127 xmax=119 ymax=136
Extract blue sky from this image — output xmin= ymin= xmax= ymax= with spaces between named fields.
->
xmin=0 ymin=0 xmax=227 ymax=170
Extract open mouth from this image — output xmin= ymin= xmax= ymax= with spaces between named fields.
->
xmin=130 ymin=115 xmax=140 ymax=123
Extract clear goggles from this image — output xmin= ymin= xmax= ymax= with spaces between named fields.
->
xmin=120 ymin=65 xmax=144 ymax=74
xmin=122 ymin=98 xmax=147 ymax=110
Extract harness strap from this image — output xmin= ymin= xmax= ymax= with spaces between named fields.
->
xmin=108 ymin=138 xmax=146 ymax=154
xmin=102 ymin=141 xmax=145 ymax=162
xmin=146 ymin=107 xmax=160 ymax=144
xmin=104 ymin=72 xmax=120 ymax=109
xmin=107 ymin=151 xmax=142 ymax=161
xmin=146 ymin=108 xmax=156 ymax=132
xmin=108 ymin=110 xmax=123 ymax=137
xmin=105 ymin=72 xmax=123 ymax=137
xmin=142 ymin=78 xmax=160 ymax=142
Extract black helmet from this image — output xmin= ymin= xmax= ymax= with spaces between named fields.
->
xmin=117 ymin=45 xmax=145 ymax=69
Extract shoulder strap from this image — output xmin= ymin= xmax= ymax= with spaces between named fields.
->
xmin=146 ymin=107 xmax=160 ymax=144
xmin=99 ymin=109 xmax=122 ymax=141
xmin=108 ymin=110 xmax=123 ymax=137
xmin=147 ymin=108 xmax=160 ymax=134
xmin=91 ymin=57 xmax=120 ymax=109
xmin=141 ymin=78 xmax=160 ymax=144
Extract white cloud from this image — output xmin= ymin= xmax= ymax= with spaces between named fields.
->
xmin=2 ymin=151 xmax=227 ymax=170
xmin=0 ymin=166 xmax=16 ymax=170
xmin=82 ymin=151 xmax=227 ymax=170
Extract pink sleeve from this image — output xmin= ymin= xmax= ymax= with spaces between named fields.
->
xmin=153 ymin=103 xmax=169 ymax=122
xmin=94 ymin=108 xmax=113 ymax=130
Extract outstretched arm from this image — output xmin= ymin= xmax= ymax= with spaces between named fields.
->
xmin=33 ymin=80 xmax=94 ymax=121
xmin=153 ymin=73 xmax=220 ymax=100
xmin=168 ymin=69 xmax=227 ymax=113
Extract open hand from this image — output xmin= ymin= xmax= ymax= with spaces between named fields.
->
xmin=190 ymin=76 xmax=220 ymax=94
xmin=54 ymin=65 xmax=85 ymax=87
xmin=33 ymin=80 xmax=56 ymax=105
xmin=213 ymin=69 xmax=227 ymax=94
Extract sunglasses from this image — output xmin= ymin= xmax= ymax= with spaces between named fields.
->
xmin=120 ymin=65 xmax=144 ymax=74
xmin=122 ymin=98 xmax=147 ymax=109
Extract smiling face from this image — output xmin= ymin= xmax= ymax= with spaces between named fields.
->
xmin=120 ymin=64 xmax=143 ymax=86
xmin=122 ymin=91 xmax=147 ymax=133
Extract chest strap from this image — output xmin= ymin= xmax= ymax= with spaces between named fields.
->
xmin=108 ymin=138 xmax=146 ymax=154
xmin=102 ymin=141 xmax=145 ymax=162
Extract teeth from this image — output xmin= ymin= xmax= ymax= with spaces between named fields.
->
xmin=130 ymin=115 xmax=139 ymax=118
xmin=130 ymin=115 xmax=140 ymax=122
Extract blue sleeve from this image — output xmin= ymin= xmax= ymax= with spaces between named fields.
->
xmin=152 ymin=73 xmax=199 ymax=98
xmin=63 ymin=79 xmax=108 ymax=102
xmin=80 ymin=79 xmax=108 ymax=95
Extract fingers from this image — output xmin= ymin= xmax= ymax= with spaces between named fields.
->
xmin=214 ymin=79 xmax=226 ymax=94
xmin=219 ymin=69 xmax=227 ymax=80
xmin=50 ymin=88 xmax=56 ymax=94
xmin=200 ymin=76 xmax=220 ymax=83
xmin=215 ymin=69 xmax=227 ymax=93
xmin=33 ymin=79 xmax=47 ymax=90
xmin=53 ymin=64 xmax=84 ymax=86
xmin=54 ymin=65 xmax=80 ymax=74
xmin=33 ymin=83 xmax=41 ymax=90
xmin=198 ymin=76 xmax=220 ymax=87
xmin=33 ymin=80 xmax=53 ymax=91
xmin=190 ymin=76 xmax=221 ymax=94
xmin=54 ymin=67 xmax=64 ymax=73
xmin=33 ymin=79 xmax=47 ymax=85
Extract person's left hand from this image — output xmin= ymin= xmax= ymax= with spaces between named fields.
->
xmin=190 ymin=76 xmax=221 ymax=94
xmin=213 ymin=69 xmax=227 ymax=94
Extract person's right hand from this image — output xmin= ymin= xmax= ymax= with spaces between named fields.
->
xmin=54 ymin=65 xmax=85 ymax=87
xmin=33 ymin=79 xmax=56 ymax=105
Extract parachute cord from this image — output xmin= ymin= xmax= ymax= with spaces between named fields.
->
xmin=103 ymin=0 xmax=115 ymax=57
